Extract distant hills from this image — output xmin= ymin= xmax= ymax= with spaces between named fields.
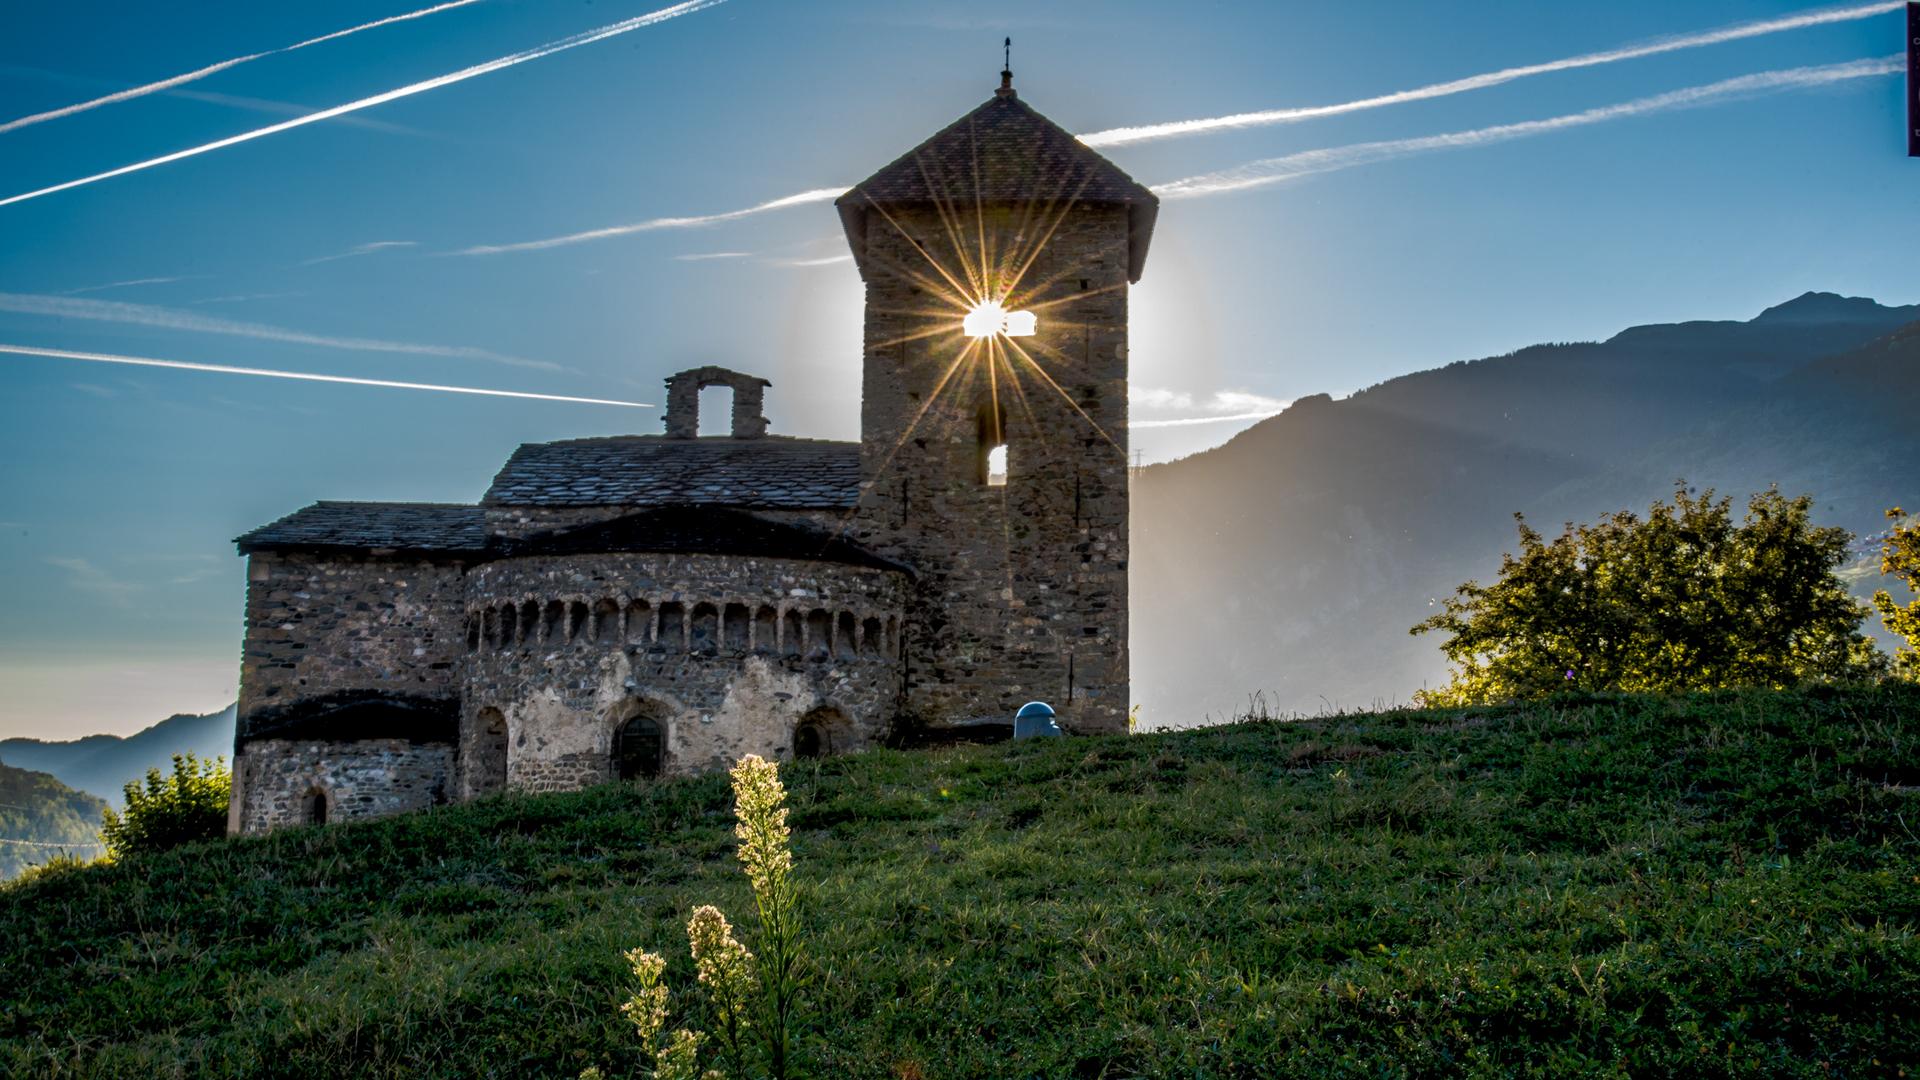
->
xmin=1132 ymin=292 xmax=1920 ymax=724
xmin=0 ymin=704 xmax=236 ymax=807
xmin=0 ymin=762 xmax=107 ymax=880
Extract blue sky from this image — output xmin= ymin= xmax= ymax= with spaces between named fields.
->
xmin=1 ymin=0 xmax=1913 ymax=738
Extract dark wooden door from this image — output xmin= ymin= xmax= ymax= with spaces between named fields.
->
xmin=615 ymin=716 xmax=664 ymax=780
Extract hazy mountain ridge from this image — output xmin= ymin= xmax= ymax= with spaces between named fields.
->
xmin=0 ymin=704 xmax=236 ymax=806
xmin=1131 ymin=293 xmax=1920 ymax=724
xmin=0 ymin=761 xmax=107 ymax=880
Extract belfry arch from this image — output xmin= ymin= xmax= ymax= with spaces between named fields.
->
xmin=662 ymin=366 xmax=770 ymax=439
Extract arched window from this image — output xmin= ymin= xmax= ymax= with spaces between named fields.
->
xmin=657 ymin=602 xmax=685 ymax=648
xmin=568 ymin=601 xmax=589 ymax=642
xmin=978 ymin=404 xmax=1007 ymax=487
xmin=805 ymin=610 xmax=831 ymax=660
xmin=305 ymin=787 xmax=330 ymax=825
xmin=835 ymin=612 xmax=859 ymax=660
xmin=754 ymin=605 xmax=778 ymax=652
xmin=782 ymin=609 xmax=804 ymax=657
xmin=613 ymin=708 xmax=666 ymax=781
xmin=472 ymin=707 xmax=509 ymax=796
xmin=985 ymin=443 xmax=1008 ymax=487
xmin=794 ymin=705 xmax=850 ymax=760
xmin=627 ymin=599 xmax=652 ymax=643
xmin=543 ymin=600 xmax=566 ymax=643
xmin=861 ymin=616 xmax=883 ymax=658
xmin=723 ymin=603 xmax=750 ymax=652
xmin=498 ymin=605 xmax=517 ymax=652
xmin=690 ymin=603 xmax=719 ymax=653
xmin=793 ymin=722 xmax=825 ymax=759
xmin=519 ymin=601 xmax=540 ymax=646
xmin=594 ymin=598 xmax=621 ymax=645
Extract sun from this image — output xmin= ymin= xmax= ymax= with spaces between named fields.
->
xmin=962 ymin=299 xmax=1037 ymax=338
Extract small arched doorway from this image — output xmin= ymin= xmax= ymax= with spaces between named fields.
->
xmin=793 ymin=705 xmax=851 ymax=760
xmin=304 ymin=787 xmax=330 ymax=825
xmin=793 ymin=722 xmax=825 ymax=759
xmin=612 ymin=703 xmax=668 ymax=781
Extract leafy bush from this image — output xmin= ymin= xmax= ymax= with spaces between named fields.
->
xmin=100 ymin=752 xmax=229 ymax=860
xmin=1874 ymin=506 xmax=1920 ymax=677
xmin=1412 ymin=486 xmax=1885 ymax=704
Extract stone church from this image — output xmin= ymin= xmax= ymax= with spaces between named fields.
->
xmin=228 ymin=71 xmax=1157 ymax=833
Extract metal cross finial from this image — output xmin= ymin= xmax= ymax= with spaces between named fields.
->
xmin=998 ymin=36 xmax=1015 ymax=96
xmin=1004 ymin=37 xmax=1011 ymax=72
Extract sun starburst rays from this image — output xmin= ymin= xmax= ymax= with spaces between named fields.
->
xmin=821 ymin=140 xmax=1132 ymax=562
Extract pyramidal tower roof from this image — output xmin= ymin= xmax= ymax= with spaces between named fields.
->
xmin=836 ymin=72 xmax=1159 ymax=282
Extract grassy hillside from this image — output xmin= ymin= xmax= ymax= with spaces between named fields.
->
xmin=4 ymin=686 xmax=1917 ymax=1078
xmin=0 ymin=760 xmax=107 ymax=879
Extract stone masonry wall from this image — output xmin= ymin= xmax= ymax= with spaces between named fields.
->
xmin=460 ymin=551 xmax=905 ymax=795
xmin=238 ymin=551 xmax=468 ymax=727
xmin=232 ymin=738 xmax=453 ymax=832
xmin=847 ymin=202 xmax=1131 ymax=733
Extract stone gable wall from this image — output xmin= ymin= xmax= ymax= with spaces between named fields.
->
xmin=237 ymin=551 xmax=468 ymax=730
xmin=848 ymin=202 xmax=1131 ymax=733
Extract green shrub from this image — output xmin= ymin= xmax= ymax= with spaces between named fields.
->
xmin=1875 ymin=506 xmax=1920 ymax=677
xmin=100 ymin=752 xmax=229 ymax=860
xmin=1413 ymin=485 xmax=1886 ymax=704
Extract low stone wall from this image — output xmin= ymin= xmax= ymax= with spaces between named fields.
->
xmin=232 ymin=738 xmax=453 ymax=833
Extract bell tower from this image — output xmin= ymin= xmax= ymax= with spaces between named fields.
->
xmin=836 ymin=68 xmax=1158 ymax=734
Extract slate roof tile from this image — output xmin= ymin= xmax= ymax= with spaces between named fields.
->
xmin=235 ymin=502 xmax=486 ymax=555
xmin=481 ymin=436 xmax=861 ymax=509
xmin=839 ymin=91 xmax=1154 ymax=207
xmin=835 ymin=90 xmax=1159 ymax=282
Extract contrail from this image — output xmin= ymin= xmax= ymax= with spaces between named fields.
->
xmin=768 ymin=253 xmax=854 ymax=268
xmin=302 ymin=240 xmax=419 ymax=266
xmin=1 ymin=344 xmax=652 ymax=408
xmin=449 ymin=3 xmax=1905 ymax=258
xmin=192 ymin=291 xmax=308 ymax=305
xmin=0 ymin=0 xmax=725 ymax=208
xmin=1081 ymin=0 xmax=1904 ymax=147
xmin=0 ymin=64 xmax=429 ymax=137
xmin=1154 ymin=56 xmax=1901 ymax=200
xmin=0 ymin=291 xmax=557 ymax=371
xmin=455 ymin=187 xmax=843 ymax=256
xmin=58 ymin=275 xmax=201 ymax=295
xmin=0 ymin=0 xmax=485 ymax=135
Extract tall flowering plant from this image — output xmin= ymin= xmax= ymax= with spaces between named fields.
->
xmin=588 ymin=754 xmax=804 ymax=1080
xmin=729 ymin=754 xmax=803 ymax=1078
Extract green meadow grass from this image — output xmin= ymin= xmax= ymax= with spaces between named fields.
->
xmin=5 ymin=685 xmax=1918 ymax=1078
